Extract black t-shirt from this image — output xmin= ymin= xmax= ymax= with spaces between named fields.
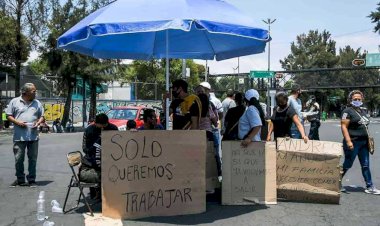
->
xmin=170 ymin=95 xmax=201 ymax=130
xmin=223 ymin=105 xmax=246 ymax=140
xmin=82 ymin=123 xmax=118 ymax=155
xmin=341 ymin=107 xmax=369 ymax=139
xmin=271 ymin=106 xmax=297 ymax=138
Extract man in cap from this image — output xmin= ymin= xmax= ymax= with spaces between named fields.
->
xmin=288 ymin=84 xmax=304 ymax=139
xmin=170 ymin=79 xmax=201 ymax=130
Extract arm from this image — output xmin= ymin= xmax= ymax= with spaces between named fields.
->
xmin=7 ymin=115 xmax=27 ymax=127
xmin=190 ymin=116 xmax=199 ymax=129
xmin=341 ymin=119 xmax=353 ymax=150
xmin=266 ymin=121 xmax=273 ymax=141
xmin=241 ymin=126 xmax=261 ymax=148
xmin=292 ymin=114 xmax=308 ymax=143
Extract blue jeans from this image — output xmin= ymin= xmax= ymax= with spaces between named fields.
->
xmin=342 ymin=138 xmax=373 ymax=188
xmin=212 ymin=129 xmax=222 ymax=176
xmin=290 ymin=122 xmax=302 ymax=139
xmin=13 ymin=141 xmax=39 ymax=182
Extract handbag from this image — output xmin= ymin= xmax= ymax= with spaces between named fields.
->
xmin=353 ymin=110 xmax=374 ymax=155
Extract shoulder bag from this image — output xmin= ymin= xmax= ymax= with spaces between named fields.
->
xmin=353 ymin=110 xmax=374 ymax=155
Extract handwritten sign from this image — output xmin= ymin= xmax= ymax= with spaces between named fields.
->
xmin=222 ymin=141 xmax=277 ymax=205
xmin=102 ymin=130 xmax=206 ymax=219
xmin=276 ymin=138 xmax=343 ymax=204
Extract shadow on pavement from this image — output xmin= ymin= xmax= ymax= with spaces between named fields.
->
xmin=72 ymin=190 xmax=269 ymax=225
xmin=135 ymin=203 xmax=268 ymax=225
xmin=344 ymin=185 xmax=365 ymax=192
xmin=36 ymin=180 xmax=54 ymax=186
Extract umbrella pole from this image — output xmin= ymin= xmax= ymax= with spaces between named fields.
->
xmin=165 ymin=30 xmax=170 ymax=130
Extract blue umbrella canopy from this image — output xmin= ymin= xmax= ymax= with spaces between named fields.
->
xmin=57 ymin=0 xmax=270 ymax=129
xmin=57 ymin=0 xmax=270 ymax=61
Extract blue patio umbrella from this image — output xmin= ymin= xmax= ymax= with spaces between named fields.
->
xmin=57 ymin=0 xmax=270 ymax=129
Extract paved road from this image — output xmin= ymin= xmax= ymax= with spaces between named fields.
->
xmin=0 ymin=121 xmax=380 ymax=226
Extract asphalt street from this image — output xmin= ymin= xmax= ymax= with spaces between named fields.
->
xmin=0 ymin=120 xmax=380 ymax=226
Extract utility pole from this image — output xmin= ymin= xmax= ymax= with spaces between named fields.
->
xmin=263 ymin=18 xmax=276 ymax=117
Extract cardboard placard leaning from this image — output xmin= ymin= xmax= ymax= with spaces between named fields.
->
xmin=102 ymin=130 xmax=206 ymax=219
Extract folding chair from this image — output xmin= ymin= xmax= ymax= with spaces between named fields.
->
xmin=62 ymin=151 xmax=99 ymax=216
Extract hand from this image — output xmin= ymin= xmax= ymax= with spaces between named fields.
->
xmin=347 ymin=141 xmax=354 ymax=150
xmin=302 ymin=135 xmax=309 ymax=143
xmin=16 ymin=121 xmax=27 ymax=127
xmin=241 ymin=138 xmax=251 ymax=148
xmin=266 ymin=136 xmax=271 ymax=142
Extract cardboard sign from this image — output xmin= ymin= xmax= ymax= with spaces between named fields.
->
xmin=206 ymin=141 xmax=220 ymax=191
xmin=102 ymin=130 xmax=206 ymax=219
xmin=222 ymin=141 xmax=277 ymax=205
xmin=276 ymin=138 xmax=343 ymax=204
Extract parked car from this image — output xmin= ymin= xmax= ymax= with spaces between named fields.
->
xmin=106 ymin=106 xmax=161 ymax=131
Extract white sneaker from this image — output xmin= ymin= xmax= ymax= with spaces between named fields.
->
xmin=364 ymin=187 xmax=380 ymax=195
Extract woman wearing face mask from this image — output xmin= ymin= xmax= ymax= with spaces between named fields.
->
xmin=266 ymin=92 xmax=308 ymax=143
xmin=341 ymin=90 xmax=380 ymax=194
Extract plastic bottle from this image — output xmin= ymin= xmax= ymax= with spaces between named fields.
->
xmin=37 ymin=191 xmax=45 ymax=221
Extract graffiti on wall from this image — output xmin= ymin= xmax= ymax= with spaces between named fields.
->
xmin=44 ymin=103 xmax=65 ymax=121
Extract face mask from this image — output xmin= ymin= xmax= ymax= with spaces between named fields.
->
xmin=351 ymin=100 xmax=363 ymax=107
xmin=278 ymin=104 xmax=288 ymax=109
xmin=172 ymin=90 xmax=180 ymax=98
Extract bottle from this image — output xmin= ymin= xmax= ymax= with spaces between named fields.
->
xmin=37 ymin=191 xmax=45 ymax=221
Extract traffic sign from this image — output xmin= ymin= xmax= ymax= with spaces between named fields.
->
xmin=352 ymin=59 xmax=365 ymax=66
xmin=366 ymin=53 xmax=380 ymax=67
xmin=249 ymin=70 xmax=275 ymax=78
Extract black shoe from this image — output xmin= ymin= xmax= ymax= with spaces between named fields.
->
xmin=28 ymin=181 xmax=37 ymax=187
xmin=9 ymin=180 xmax=27 ymax=187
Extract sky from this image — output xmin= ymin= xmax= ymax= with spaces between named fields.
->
xmin=29 ymin=0 xmax=380 ymax=75
xmin=195 ymin=0 xmax=380 ymax=75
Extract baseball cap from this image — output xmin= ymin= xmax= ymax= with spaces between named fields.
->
xmin=200 ymin=82 xmax=211 ymax=90
xmin=245 ymin=89 xmax=259 ymax=101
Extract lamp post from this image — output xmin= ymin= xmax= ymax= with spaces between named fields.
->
xmin=263 ymin=18 xmax=276 ymax=116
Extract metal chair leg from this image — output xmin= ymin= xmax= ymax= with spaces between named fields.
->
xmin=79 ymin=186 xmax=94 ymax=216
xmin=63 ymin=177 xmax=74 ymax=213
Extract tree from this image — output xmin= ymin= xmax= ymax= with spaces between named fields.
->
xmin=369 ymin=2 xmax=380 ymax=34
xmin=280 ymin=30 xmax=339 ymax=88
xmin=3 ymin=0 xmax=49 ymax=96
xmin=40 ymin=0 xmax=116 ymax=125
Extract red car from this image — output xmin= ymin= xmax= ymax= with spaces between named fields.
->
xmin=106 ymin=106 xmax=160 ymax=131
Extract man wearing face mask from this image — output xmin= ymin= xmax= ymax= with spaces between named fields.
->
xmin=267 ymin=92 xmax=308 ymax=143
xmin=341 ymin=90 xmax=380 ymax=195
xmin=80 ymin=113 xmax=118 ymax=198
xmin=169 ymin=79 xmax=202 ymax=130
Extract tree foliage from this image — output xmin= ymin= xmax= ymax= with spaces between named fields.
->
xmin=369 ymin=2 xmax=380 ymax=34
xmin=281 ymin=29 xmax=380 ymax=114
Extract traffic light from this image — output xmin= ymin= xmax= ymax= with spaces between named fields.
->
xmin=352 ymin=59 xmax=365 ymax=66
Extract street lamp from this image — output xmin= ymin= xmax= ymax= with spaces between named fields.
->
xmin=263 ymin=18 xmax=276 ymax=116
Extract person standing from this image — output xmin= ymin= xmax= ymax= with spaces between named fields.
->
xmin=221 ymin=89 xmax=236 ymax=133
xmin=288 ymin=84 xmax=304 ymax=139
xmin=304 ymin=95 xmax=321 ymax=140
xmin=6 ymin=83 xmax=45 ymax=187
xmin=223 ymin=92 xmax=245 ymax=141
xmin=239 ymin=89 xmax=265 ymax=147
xmin=341 ymin=90 xmax=380 ymax=194
xmin=169 ymin=79 xmax=201 ymax=130
xmin=267 ymin=92 xmax=308 ymax=143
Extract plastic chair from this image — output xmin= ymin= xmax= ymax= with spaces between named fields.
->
xmin=62 ymin=151 xmax=98 ymax=216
